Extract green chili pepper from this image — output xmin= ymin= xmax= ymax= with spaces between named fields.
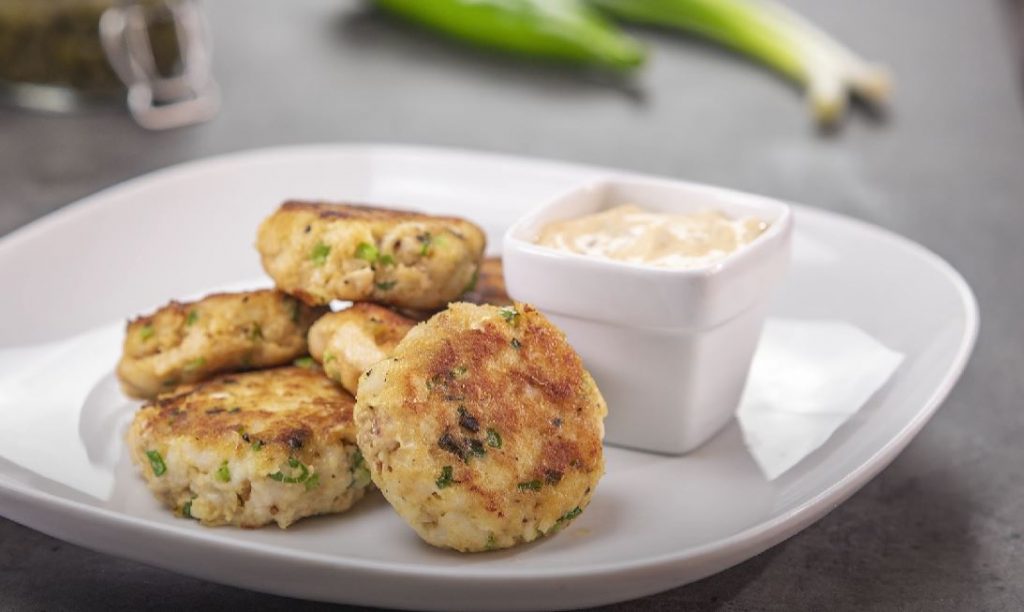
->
xmin=375 ymin=0 xmax=645 ymax=70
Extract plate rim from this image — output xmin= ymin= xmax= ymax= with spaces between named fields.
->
xmin=0 ymin=143 xmax=980 ymax=582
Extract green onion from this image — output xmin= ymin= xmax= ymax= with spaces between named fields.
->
xmin=310 ymin=242 xmax=331 ymax=266
xmin=486 ymin=428 xmax=502 ymax=449
xmin=183 ymin=357 xmax=206 ymax=372
xmin=485 ymin=533 xmax=498 ymax=550
xmin=251 ymin=440 xmax=264 ymax=451
xmin=419 ymin=233 xmax=432 ymax=256
xmin=304 ymin=473 xmax=321 ymax=491
xmin=287 ymin=297 xmax=301 ymax=324
xmin=467 ymin=439 xmax=486 ymax=458
xmin=590 ymin=0 xmax=891 ymax=126
xmin=379 ymin=253 xmax=396 ymax=267
xmin=249 ymin=323 xmax=263 ymax=341
xmin=351 ymin=449 xmax=372 ymax=488
xmin=139 ymin=324 xmax=155 ymax=341
xmin=375 ymin=280 xmax=397 ymax=291
xmin=436 ymin=465 xmax=455 ymax=489
xmin=558 ymin=506 xmax=582 ymax=523
xmin=323 ymin=352 xmax=336 ymax=363
xmin=145 ymin=450 xmax=166 ymax=476
xmin=355 ymin=242 xmax=379 ymax=263
xmin=517 ymin=479 xmax=542 ymax=492
xmin=461 ymin=269 xmax=479 ymax=295
xmin=186 ymin=310 xmax=199 ymax=326
xmin=215 ymin=461 xmax=231 ymax=482
xmin=375 ymin=0 xmax=646 ymax=70
xmin=293 ymin=356 xmax=316 ymax=369
xmin=182 ymin=500 xmax=193 ymax=519
xmin=499 ymin=306 xmax=519 ymax=324
xmin=269 ymin=457 xmax=310 ymax=483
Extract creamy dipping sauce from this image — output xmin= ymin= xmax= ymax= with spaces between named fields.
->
xmin=535 ymin=204 xmax=769 ymax=269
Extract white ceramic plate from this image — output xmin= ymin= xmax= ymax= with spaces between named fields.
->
xmin=0 ymin=145 xmax=977 ymax=611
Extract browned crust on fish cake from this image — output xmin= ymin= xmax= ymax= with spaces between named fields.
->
xmin=355 ymin=302 xmax=606 ymax=552
xmin=143 ymin=367 xmax=355 ymax=449
xmin=118 ymin=289 xmax=325 ymax=399
xmin=127 ymin=367 xmax=370 ymax=529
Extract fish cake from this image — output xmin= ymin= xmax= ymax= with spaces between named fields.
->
xmin=355 ymin=302 xmax=607 ymax=552
xmin=126 ymin=366 xmax=372 ymax=528
xmin=255 ymin=201 xmax=486 ymax=310
xmin=117 ymin=289 xmax=325 ymax=399
xmin=307 ymin=303 xmax=417 ymax=396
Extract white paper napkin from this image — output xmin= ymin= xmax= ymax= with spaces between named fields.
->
xmin=738 ymin=318 xmax=905 ymax=480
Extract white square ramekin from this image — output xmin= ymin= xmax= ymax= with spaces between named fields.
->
xmin=502 ymin=177 xmax=793 ymax=455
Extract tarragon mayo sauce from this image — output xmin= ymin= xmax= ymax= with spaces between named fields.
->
xmin=535 ymin=204 xmax=769 ymax=269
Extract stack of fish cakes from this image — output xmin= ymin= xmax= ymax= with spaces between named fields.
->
xmin=121 ymin=200 xmax=607 ymax=552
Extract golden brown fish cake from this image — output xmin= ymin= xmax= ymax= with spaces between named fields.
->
xmin=126 ymin=366 xmax=372 ymax=528
xmin=307 ymin=303 xmax=417 ymax=396
xmin=355 ymin=302 xmax=607 ymax=552
xmin=117 ymin=289 xmax=325 ymax=399
xmin=255 ymin=201 xmax=486 ymax=310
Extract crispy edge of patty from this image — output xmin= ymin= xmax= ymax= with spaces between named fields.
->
xmin=117 ymin=289 xmax=325 ymax=399
xmin=354 ymin=302 xmax=607 ymax=552
xmin=127 ymin=366 xmax=371 ymax=528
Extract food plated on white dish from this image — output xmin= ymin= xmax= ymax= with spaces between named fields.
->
xmin=0 ymin=145 xmax=977 ymax=611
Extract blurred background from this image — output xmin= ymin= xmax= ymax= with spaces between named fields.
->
xmin=1 ymin=0 xmax=1023 ymax=610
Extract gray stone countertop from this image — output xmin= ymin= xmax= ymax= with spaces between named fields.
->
xmin=1 ymin=0 xmax=1022 ymax=609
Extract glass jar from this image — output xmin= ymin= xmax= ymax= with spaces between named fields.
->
xmin=0 ymin=0 xmax=218 ymax=128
